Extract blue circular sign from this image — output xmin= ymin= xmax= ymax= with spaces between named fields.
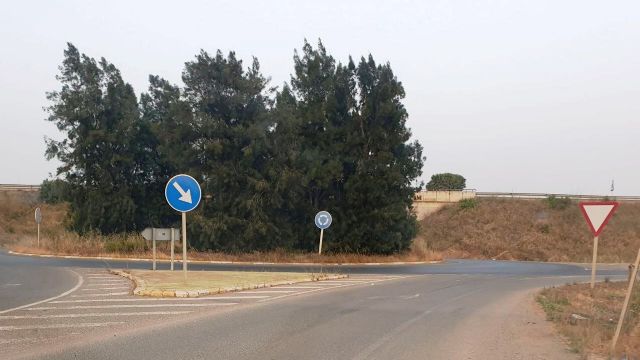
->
xmin=165 ymin=174 xmax=202 ymax=213
xmin=314 ymin=211 xmax=332 ymax=229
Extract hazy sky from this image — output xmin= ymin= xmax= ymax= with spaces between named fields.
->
xmin=1 ymin=0 xmax=638 ymax=195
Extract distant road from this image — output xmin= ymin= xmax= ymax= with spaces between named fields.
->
xmin=0 ymin=249 xmax=623 ymax=276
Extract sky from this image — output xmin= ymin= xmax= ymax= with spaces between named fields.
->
xmin=1 ymin=0 xmax=638 ymax=195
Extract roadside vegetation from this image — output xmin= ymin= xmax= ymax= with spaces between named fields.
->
xmin=0 ymin=191 xmax=441 ymax=263
xmin=42 ymin=40 xmax=423 ymax=256
xmin=537 ymin=282 xmax=640 ymax=358
xmin=419 ymin=197 xmax=640 ymax=263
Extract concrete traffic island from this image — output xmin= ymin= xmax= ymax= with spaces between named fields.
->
xmin=112 ymin=269 xmax=346 ymax=298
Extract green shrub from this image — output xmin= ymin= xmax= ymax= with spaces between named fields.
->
xmin=104 ymin=236 xmax=147 ymax=253
xmin=458 ymin=198 xmax=477 ymax=210
xmin=39 ymin=179 xmax=70 ymax=204
xmin=545 ymin=195 xmax=571 ymax=210
xmin=426 ymin=173 xmax=466 ymax=191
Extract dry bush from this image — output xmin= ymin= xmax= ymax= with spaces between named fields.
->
xmin=421 ymin=198 xmax=640 ymax=262
xmin=538 ymin=282 xmax=640 ymax=358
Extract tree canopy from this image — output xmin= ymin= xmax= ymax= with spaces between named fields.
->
xmin=45 ymin=40 xmax=425 ymax=254
xmin=425 ymin=173 xmax=466 ymax=191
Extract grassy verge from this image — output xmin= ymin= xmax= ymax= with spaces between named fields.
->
xmin=117 ymin=269 xmax=344 ymax=297
xmin=537 ymin=281 xmax=640 ymax=358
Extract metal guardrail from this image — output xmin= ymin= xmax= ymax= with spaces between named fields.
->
xmin=0 ymin=184 xmax=41 ymax=191
xmin=476 ymin=192 xmax=640 ymax=201
xmin=414 ymin=189 xmax=640 ymax=202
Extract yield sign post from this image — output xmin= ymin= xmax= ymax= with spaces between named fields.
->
xmin=579 ymin=201 xmax=619 ymax=289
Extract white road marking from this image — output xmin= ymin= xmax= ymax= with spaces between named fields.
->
xmin=81 ymin=287 xmax=130 ymax=291
xmin=317 ymin=280 xmax=380 ymax=283
xmin=259 ymin=283 xmax=355 ymax=302
xmin=0 ymin=270 xmax=84 ymax=315
xmin=241 ymin=290 xmax=296 ymax=294
xmin=70 ymin=292 xmax=129 ymax=297
xmin=85 ymin=283 xmax=130 ymax=287
xmin=0 ymin=322 xmax=124 ymax=331
xmin=50 ymin=296 xmax=269 ymax=303
xmin=0 ymin=337 xmax=36 ymax=344
xmin=26 ymin=303 xmax=238 ymax=310
xmin=273 ymin=286 xmax=326 ymax=289
xmin=0 ymin=311 xmax=191 ymax=319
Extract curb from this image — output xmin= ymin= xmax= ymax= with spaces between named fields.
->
xmin=7 ymin=250 xmax=441 ymax=266
xmin=110 ymin=270 xmax=348 ymax=298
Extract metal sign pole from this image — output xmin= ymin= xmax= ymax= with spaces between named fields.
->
xmin=152 ymin=228 xmax=156 ymax=271
xmin=170 ymin=228 xmax=175 ymax=271
xmin=590 ymin=236 xmax=598 ymax=289
xmin=182 ymin=212 xmax=187 ymax=281
xmin=37 ymin=223 xmax=40 ymax=248
xmin=611 ymin=246 xmax=640 ymax=354
xmin=318 ymin=228 xmax=324 ymax=255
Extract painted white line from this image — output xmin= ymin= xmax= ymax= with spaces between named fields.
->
xmin=85 ymin=283 xmax=130 ymax=287
xmin=274 ymin=286 xmax=325 ymax=289
xmin=81 ymin=287 xmax=130 ymax=291
xmin=86 ymin=276 xmax=116 ymax=279
xmin=241 ymin=290 xmax=296 ymax=294
xmin=317 ymin=280 xmax=379 ymax=283
xmin=0 ymin=337 xmax=37 ymax=345
xmin=50 ymin=296 xmax=269 ymax=303
xmin=0 ymin=269 xmax=84 ymax=315
xmin=0 ymin=311 xmax=191 ymax=319
xmin=71 ymin=292 xmax=129 ymax=297
xmin=344 ymin=278 xmax=398 ymax=281
xmin=259 ymin=283 xmax=355 ymax=302
xmin=0 ymin=322 xmax=124 ymax=331
xmin=296 ymin=282 xmax=345 ymax=287
xmin=27 ymin=303 xmax=238 ymax=310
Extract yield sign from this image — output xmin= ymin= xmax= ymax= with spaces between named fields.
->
xmin=579 ymin=201 xmax=619 ymax=236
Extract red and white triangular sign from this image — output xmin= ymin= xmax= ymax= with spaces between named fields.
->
xmin=579 ymin=201 xmax=619 ymax=236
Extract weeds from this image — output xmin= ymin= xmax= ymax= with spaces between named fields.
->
xmin=458 ymin=198 xmax=477 ymax=210
xmin=545 ymin=195 xmax=572 ymax=210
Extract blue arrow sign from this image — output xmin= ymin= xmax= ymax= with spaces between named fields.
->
xmin=165 ymin=174 xmax=202 ymax=213
xmin=314 ymin=211 xmax=332 ymax=230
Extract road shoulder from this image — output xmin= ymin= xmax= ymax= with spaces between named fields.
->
xmin=441 ymin=287 xmax=577 ymax=359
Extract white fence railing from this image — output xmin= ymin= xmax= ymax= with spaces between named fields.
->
xmin=476 ymin=192 xmax=640 ymax=201
xmin=0 ymin=184 xmax=41 ymax=192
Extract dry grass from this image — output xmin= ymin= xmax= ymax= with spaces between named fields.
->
xmin=419 ymin=198 xmax=640 ymax=262
xmin=538 ymin=281 xmax=640 ymax=358
xmin=0 ymin=191 xmax=442 ymax=263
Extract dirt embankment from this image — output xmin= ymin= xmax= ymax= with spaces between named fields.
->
xmin=418 ymin=198 xmax=640 ymax=263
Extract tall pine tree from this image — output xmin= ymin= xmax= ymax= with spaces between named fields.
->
xmin=46 ymin=43 xmax=152 ymax=233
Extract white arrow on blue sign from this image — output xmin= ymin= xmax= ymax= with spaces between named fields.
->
xmin=165 ymin=174 xmax=202 ymax=213
xmin=315 ymin=211 xmax=332 ymax=230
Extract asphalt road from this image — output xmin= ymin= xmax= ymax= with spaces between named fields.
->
xmin=0 ymin=250 xmax=628 ymax=359
xmin=0 ymin=255 xmax=77 ymax=312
